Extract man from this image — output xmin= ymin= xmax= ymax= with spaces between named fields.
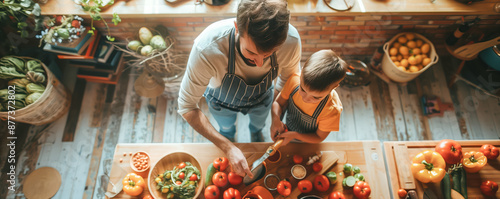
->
xmin=178 ymin=0 xmax=301 ymax=177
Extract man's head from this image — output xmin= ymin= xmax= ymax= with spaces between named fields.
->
xmin=299 ymin=49 xmax=347 ymax=103
xmin=236 ymin=0 xmax=290 ymax=66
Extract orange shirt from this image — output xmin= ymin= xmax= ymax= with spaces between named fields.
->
xmin=280 ymin=74 xmax=343 ymax=132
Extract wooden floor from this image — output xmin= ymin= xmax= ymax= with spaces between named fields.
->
xmin=2 ymin=56 xmax=500 ymax=199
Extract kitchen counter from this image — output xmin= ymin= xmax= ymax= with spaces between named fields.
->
xmin=106 ymin=141 xmax=391 ymax=198
xmin=41 ymin=0 xmax=499 ymax=17
xmin=384 ymin=140 xmax=500 ymax=199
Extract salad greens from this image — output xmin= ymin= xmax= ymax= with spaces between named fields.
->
xmin=154 ymin=162 xmax=201 ymax=199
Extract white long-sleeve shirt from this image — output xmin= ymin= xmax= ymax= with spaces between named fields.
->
xmin=178 ymin=18 xmax=301 ymax=115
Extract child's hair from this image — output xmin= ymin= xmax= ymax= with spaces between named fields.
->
xmin=301 ymin=49 xmax=347 ymax=91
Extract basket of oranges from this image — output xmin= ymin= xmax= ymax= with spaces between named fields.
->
xmin=381 ymin=32 xmax=439 ymax=83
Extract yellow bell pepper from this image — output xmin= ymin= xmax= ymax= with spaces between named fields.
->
xmin=462 ymin=151 xmax=487 ymax=173
xmin=122 ymin=173 xmax=146 ymax=196
xmin=411 ymin=150 xmax=446 ymax=183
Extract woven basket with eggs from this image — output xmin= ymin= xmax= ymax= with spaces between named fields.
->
xmin=381 ymin=32 xmax=439 ymax=83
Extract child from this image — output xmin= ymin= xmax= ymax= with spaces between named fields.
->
xmin=270 ymin=49 xmax=347 ymax=145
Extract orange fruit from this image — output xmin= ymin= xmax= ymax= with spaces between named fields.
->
xmin=416 ymin=40 xmax=423 ymax=47
xmin=399 ymin=46 xmax=409 ymax=56
xmin=393 ymin=42 xmax=402 ymax=49
xmin=397 ymin=55 xmax=403 ymax=61
xmin=400 ymin=59 xmax=409 ymax=67
xmin=391 ymin=56 xmax=398 ymax=62
xmin=389 ymin=47 xmax=398 ymax=56
xmin=421 ymin=43 xmax=430 ymax=54
xmin=397 ymin=66 xmax=407 ymax=72
xmin=398 ymin=36 xmax=408 ymax=44
xmin=408 ymin=56 xmax=417 ymax=65
xmin=422 ymin=58 xmax=431 ymax=66
xmin=409 ymin=66 xmax=419 ymax=72
xmin=407 ymin=41 xmax=416 ymax=48
xmin=412 ymin=48 xmax=421 ymax=55
xmin=406 ymin=33 xmax=415 ymax=41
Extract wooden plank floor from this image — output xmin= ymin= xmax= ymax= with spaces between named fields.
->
xmin=2 ymin=56 xmax=500 ymax=199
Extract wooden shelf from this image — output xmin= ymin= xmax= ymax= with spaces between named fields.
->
xmin=40 ymin=0 xmax=499 ymax=17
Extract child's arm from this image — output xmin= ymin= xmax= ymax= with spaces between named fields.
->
xmin=277 ymin=129 xmax=330 ymax=146
xmin=270 ymin=93 xmax=288 ymax=141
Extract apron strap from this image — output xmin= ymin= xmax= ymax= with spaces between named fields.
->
xmin=228 ymin=28 xmax=236 ymax=74
xmin=290 ymin=85 xmax=300 ymax=97
xmin=312 ymin=94 xmax=329 ymax=118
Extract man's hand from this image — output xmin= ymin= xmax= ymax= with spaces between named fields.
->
xmin=227 ymin=146 xmax=254 ymax=178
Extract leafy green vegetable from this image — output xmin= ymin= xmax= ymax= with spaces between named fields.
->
xmin=26 ymin=92 xmax=42 ymax=105
xmin=26 ymin=60 xmax=44 ymax=73
xmin=0 ymin=66 xmax=26 ymax=80
xmin=0 ymin=56 xmax=26 ymax=73
xmin=0 ymin=89 xmax=8 ymax=102
xmin=26 ymin=71 xmax=46 ymax=84
xmin=8 ymin=78 xmax=30 ymax=88
xmin=26 ymin=83 xmax=45 ymax=94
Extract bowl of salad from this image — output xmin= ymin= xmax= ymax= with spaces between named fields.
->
xmin=148 ymin=152 xmax=203 ymax=199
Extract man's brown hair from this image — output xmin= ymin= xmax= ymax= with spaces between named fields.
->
xmin=302 ymin=49 xmax=347 ymax=91
xmin=237 ymin=0 xmax=290 ymax=53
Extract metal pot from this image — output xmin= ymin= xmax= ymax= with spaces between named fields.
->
xmin=479 ymin=45 xmax=500 ymax=71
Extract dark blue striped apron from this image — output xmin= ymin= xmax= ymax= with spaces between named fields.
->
xmin=285 ymin=85 xmax=330 ymax=134
xmin=203 ymin=28 xmax=279 ymax=114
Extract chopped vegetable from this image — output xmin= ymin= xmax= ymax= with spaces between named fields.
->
xmin=155 ymin=162 xmax=201 ymax=199
xmin=306 ymin=152 xmax=322 ymax=165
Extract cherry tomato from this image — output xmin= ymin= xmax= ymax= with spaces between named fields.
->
xmin=313 ymin=162 xmax=323 ymax=172
xmin=143 ymin=194 xmax=153 ymax=199
xmin=189 ymin=173 xmax=198 ymax=181
xmin=329 ymin=191 xmax=346 ymax=199
xmin=293 ymin=155 xmax=303 ymax=164
xmin=481 ymin=180 xmax=499 ymax=196
xmin=178 ymin=162 xmax=186 ymax=169
xmin=398 ymin=189 xmax=407 ymax=198
xmin=480 ymin=144 xmax=500 ymax=160
xmin=179 ymin=172 xmax=185 ymax=179
xmin=176 ymin=181 xmax=182 ymax=185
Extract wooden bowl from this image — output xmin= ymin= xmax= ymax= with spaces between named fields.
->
xmin=130 ymin=151 xmax=151 ymax=173
xmin=148 ymin=151 xmax=203 ymax=199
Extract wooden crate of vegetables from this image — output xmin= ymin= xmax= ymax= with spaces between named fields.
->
xmin=0 ymin=56 xmax=71 ymax=125
xmin=384 ymin=140 xmax=500 ymax=199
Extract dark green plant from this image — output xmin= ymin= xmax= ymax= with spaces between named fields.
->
xmin=80 ymin=0 xmax=121 ymax=41
xmin=0 ymin=0 xmax=42 ymax=37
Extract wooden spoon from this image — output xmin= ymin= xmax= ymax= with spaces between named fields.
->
xmin=453 ymin=36 xmax=500 ymax=60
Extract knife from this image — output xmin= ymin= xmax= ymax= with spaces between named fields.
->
xmin=251 ymin=138 xmax=284 ymax=170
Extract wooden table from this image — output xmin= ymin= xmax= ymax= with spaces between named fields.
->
xmin=107 ymin=141 xmax=390 ymax=198
xmin=384 ymin=140 xmax=500 ymax=199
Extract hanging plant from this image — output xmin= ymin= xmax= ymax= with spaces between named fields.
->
xmin=0 ymin=0 xmax=42 ymax=37
xmin=77 ymin=0 xmax=121 ymax=41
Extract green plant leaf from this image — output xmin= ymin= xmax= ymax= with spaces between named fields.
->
xmin=106 ymin=35 xmax=115 ymax=41
xmin=19 ymin=0 xmax=31 ymax=8
xmin=17 ymin=22 xmax=27 ymax=29
xmin=32 ymin=3 xmax=40 ymax=16
xmin=112 ymin=12 xmax=121 ymax=25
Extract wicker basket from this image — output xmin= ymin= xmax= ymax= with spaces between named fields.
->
xmin=0 ymin=56 xmax=71 ymax=125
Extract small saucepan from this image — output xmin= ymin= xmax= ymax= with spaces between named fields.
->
xmin=479 ymin=45 xmax=500 ymax=71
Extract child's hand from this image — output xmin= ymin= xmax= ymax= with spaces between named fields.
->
xmin=276 ymin=131 xmax=297 ymax=146
xmin=270 ymin=120 xmax=286 ymax=141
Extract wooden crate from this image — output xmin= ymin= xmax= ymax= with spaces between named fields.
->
xmin=384 ymin=140 xmax=500 ymax=199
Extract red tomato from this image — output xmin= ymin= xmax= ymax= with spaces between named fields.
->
xmin=212 ymin=172 xmax=228 ymax=187
xmin=189 ymin=173 xmax=198 ymax=181
xmin=179 ymin=172 xmax=185 ymax=179
xmin=228 ymin=171 xmax=243 ymax=185
xmin=329 ymin=191 xmax=346 ymax=199
xmin=398 ymin=189 xmax=407 ymax=198
xmin=293 ymin=155 xmax=303 ymax=164
xmin=204 ymin=185 xmax=220 ymax=199
xmin=223 ymin=187 xmax=241 ymax=199
xmin=214 ymin=157 xmax=229 ymax=171
xmin=143 ymin=194 xmax=153 ymax=199
xmin=314 ymin=175 xmax=330 ymax=192
xmin=55 ymin=16 xmax=63 ymax=25
xmin=277 ymin=180 xmax=292 ymax=196
xmin=353 ymin=181 xmax=371 ymax=199
xmin=313 ymin=162 xmax=323 ymax=172
xmin=71 ymin=20 xmax=81 ymax=28
xmin=435 ymin=139 xmax=463 ymax=164
xmin=481 ymin=180 xmax=499 ymax=196
xmin=298 ymin=180 xmax=313 ymax=193
xmin=176 ymin=181 xmax=182 ymax=185
xmin=480 ymin=144 xmax=500 ymax=160
xmin=178 ymin=162 xmax=186 ymax=169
